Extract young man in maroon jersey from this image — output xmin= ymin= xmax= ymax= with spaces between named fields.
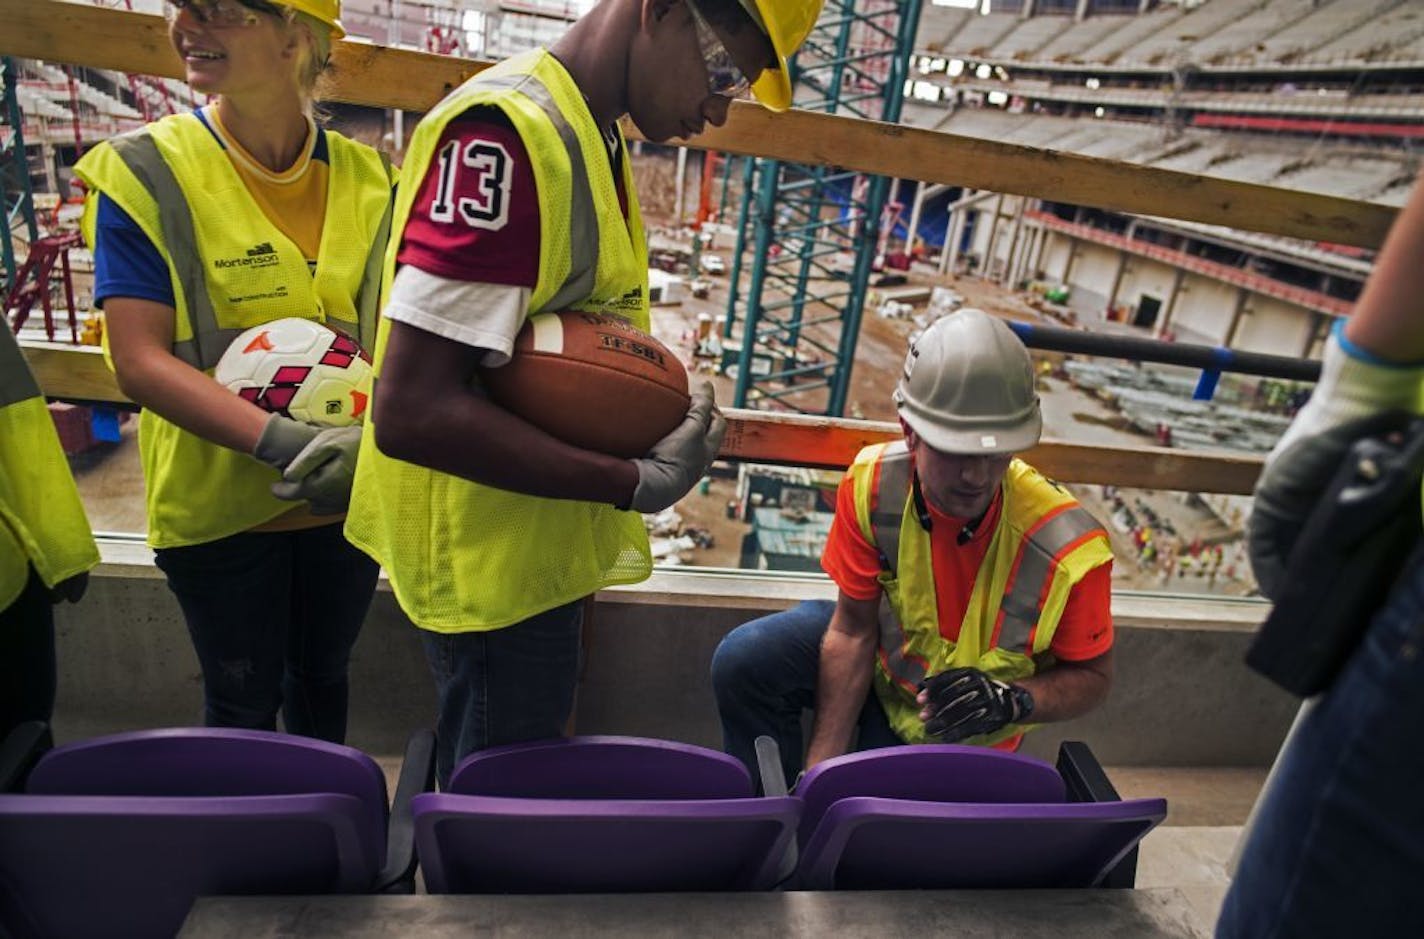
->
xmin=347 ymin=0 xmax=823 ymax=785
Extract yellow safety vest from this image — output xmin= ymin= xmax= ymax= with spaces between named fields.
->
xmin=849 ymin=442 xmax=1114 ymax=746
xmin=345 ymin=48 xmax=653 ymax=632
xmin=74 ymin=115 xmax=394 ymax=548
xmin=0 ymin=329 xmax=99 ymax=610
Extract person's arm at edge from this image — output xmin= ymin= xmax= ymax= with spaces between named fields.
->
xmin=104 ymin=296 xmax=270 ymax=453
xmin=373 ymin=318 xmax=640 ymax=506
xmin=1015 ymin=558 xmax=1114 ymax=722
xmin=1015 ymin=647 xmax=1113 ymax=723
xmin=1343 ymin=172 xmax=1424 ymax=360
xmin=804 ymin=591 xmax=881 ymax=769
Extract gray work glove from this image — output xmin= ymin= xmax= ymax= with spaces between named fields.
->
xmin=917 ymin=667 xmax=1033 ymax=742
xmin=1248 ymin=325 xmax=1424 ymax=600
xmin=270 ymin=426 xmax=364 ymax=515
xmin=252 ymin=413 xmax=324 ymax=472
xmin=628 ymin=382 xmax=727 ymax=514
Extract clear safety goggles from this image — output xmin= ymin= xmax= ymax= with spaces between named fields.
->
xmin=687 ymin=0 xmax=753 ymax=99
xmin=164 ymin=0 xmax=285 ymax=29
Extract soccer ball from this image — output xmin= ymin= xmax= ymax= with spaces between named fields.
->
xmin=215 ymin=318 xmax=373 ymax=427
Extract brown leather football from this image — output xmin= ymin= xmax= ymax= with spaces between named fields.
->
xmin=478 ymin=311 xmax=691 ymax=458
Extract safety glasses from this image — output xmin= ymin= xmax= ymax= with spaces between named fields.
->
xmin=164 ymin=0 xmax=285 ymax=29
xmin=686 ymin=0 xmax=753 ymax=99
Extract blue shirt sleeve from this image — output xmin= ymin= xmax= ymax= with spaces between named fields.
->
xmin=92 ymin=194 xmax=175 ymax=308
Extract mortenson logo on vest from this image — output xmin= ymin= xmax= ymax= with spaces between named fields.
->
xmin=214 ymin=242 xmax=281 ymax=270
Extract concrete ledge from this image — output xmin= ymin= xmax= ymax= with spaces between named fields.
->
xmin=179 ymin=888 xmax=1210 ymax=938
xmin=92 ymin=537 xmax=1270 ymax=629
xmin=57 ymin=539 xmax=1295 ymax=767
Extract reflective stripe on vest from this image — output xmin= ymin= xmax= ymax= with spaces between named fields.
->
xmin=352 ymin=151 xmax=394 ymax=353
xmin=471 ymin=72 xmax=598 ymax=311
xmin=865 ymin=447 xmax=1104 ymax=692
xmin=993 ymin=504 xmax=1105 ymax=654
xmin=105 ymin=132 xmax=381 ymax=369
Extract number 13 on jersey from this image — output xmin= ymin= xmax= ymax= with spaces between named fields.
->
xmin=429 ymin=138 xmax=512 ymax=231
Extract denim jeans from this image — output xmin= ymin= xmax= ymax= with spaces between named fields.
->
xmin=153 ymin=522 xmax=377 ymax=744
xmin=0 ymin=566 xmax=57 ymax=741
xmin=1217 ymin=548 xmax=1424 ymax=938
xmin=711 ymin=599 xmax=902 ymax=791
xmin=421 ymin=597 xmax=584 ymax=789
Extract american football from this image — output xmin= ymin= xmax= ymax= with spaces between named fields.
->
xmin=478 ymin=311 xmax=691 ymax=458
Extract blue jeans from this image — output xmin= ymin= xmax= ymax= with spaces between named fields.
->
xmin=0 ymin=566 xmax=56 ymax=741
xmin=1217 ymin=548 xmax=1424 ymax=938
xmin=421 ymin=598 xmax=584 ymax=789
xmin=153 ymin=522 xmax=377 ymax=744
xmin=711 ymin=599 xmax=902 ymax=791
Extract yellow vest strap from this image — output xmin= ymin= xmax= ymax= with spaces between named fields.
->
xmin=473 ymin=71 xmax=598 ymax=311
xmin=107 ymin=129 xmax=379 ymax=368
xmin=869 ymin=445 xmax=912 ymax=573
xmin=352 ymin=150 xmax=394 ymax=353
xmin=109 ymin=130 xmax=233 ymax=369
xmin=996 ymin=504 xmax=1105 ymax=654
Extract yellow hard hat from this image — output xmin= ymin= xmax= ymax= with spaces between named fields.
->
xmin=279 ymin=0 xmax=345 ymax=38
xmin=742 ymin=0 xmax=822 ymax=112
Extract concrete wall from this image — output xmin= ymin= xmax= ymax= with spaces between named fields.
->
xmin=1118 ymin=256 xmax=1180 ymax=323
xmin=1069 ymin=242 xmax=1122 ymax=314
xmin=1042 ymin=232 xmax=1073 ymax=284
xmin=1170 ymin=275 xmax=1241 ymax=343
xmin=1231 ymin=294 xmax=1312 ymax=357
xmin=54 ymin=568 xmax=1299 ymax=767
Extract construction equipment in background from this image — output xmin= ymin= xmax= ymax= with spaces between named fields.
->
xmin=2 ymin=57 xmax=40 ymax=295
xmin=5 ymin=230 xmax=82 ymax=342
xmin=722 ymin=0 xmax=925 ymax=418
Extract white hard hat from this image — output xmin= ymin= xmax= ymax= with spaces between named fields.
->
xmin=893 ymin=308 xmax=1042 ymax=455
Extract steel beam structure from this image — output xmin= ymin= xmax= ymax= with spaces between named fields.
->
xmin=2 ymin=58 xmax=40 ymax=295
xmin=722 ymin=0 xmax=922 ymax=416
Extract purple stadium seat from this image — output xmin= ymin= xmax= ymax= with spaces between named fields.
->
xmin=26 ymin=727 xmax=391 ymax=863
xmin=791 ymin=745 xmax=1167 ymax=891
xmin=796 ymin=796 xmax=1167 ymax=890
xmin=795 ymin=744 xmax=1067 ymax=846
xmin=414 ymin=792 xmax=800 ymax=893
xmin=422 ymin=736 xmax=796 ymax=893
xmin=0 ymin=726 xmax=435 ymax=939
xmin=447 ymin=735 xmax=754 ymax=799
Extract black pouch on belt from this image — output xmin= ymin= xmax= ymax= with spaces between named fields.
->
xmin=1246 ymin=416 xmax=1424 ymax=697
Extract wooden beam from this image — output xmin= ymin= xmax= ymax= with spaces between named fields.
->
xmin=22 ymin=341 xmax=130 ymax=405
xmin=679 ymin=107 xmax=1395 ymax=249
xmin=720 ymin=409 xmax=1262 ymax=494
xmin=0 ymin=1 xmax=487 ymax=113
xmin=23 ymin=344 xmax=1261 ymax=494
xmin=1 ymin=0 xmax=1395 ymax=248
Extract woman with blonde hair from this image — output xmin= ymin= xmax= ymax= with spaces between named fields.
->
xmin=75 ymin=0 xmax=395 ymax=742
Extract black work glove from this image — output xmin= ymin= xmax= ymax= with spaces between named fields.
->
xmin=918 ymin=667 xmax=1034 ymax=742
xmin=49 ymin=572 xmax=89 ymax=605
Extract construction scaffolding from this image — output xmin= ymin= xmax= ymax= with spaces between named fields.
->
xmin=1 ymin=58 xmax=39 ymax=296
xmin=722 ymin=0 xmax=923 ymax=416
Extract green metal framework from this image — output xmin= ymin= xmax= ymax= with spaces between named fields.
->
xmin=723 ymin=0 xmax=922 ymax=415
xmin=2 ymin=58 xmax=40 ymax=296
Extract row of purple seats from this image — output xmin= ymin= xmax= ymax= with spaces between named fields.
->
xmin=0 ymin=723 xmax=435 ymax=939
xmin=0 ymin=728 xmax=1166 ymax=938
xmin=416 ymin=736 xmax=1167 ymax=894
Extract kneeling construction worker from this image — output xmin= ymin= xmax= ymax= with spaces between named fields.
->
xmin=712 ymin=308 xmax=1115 ymax=787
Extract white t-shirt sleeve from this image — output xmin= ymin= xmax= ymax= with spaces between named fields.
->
xmin=383 ymin=264 xmax=531 ymax=367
